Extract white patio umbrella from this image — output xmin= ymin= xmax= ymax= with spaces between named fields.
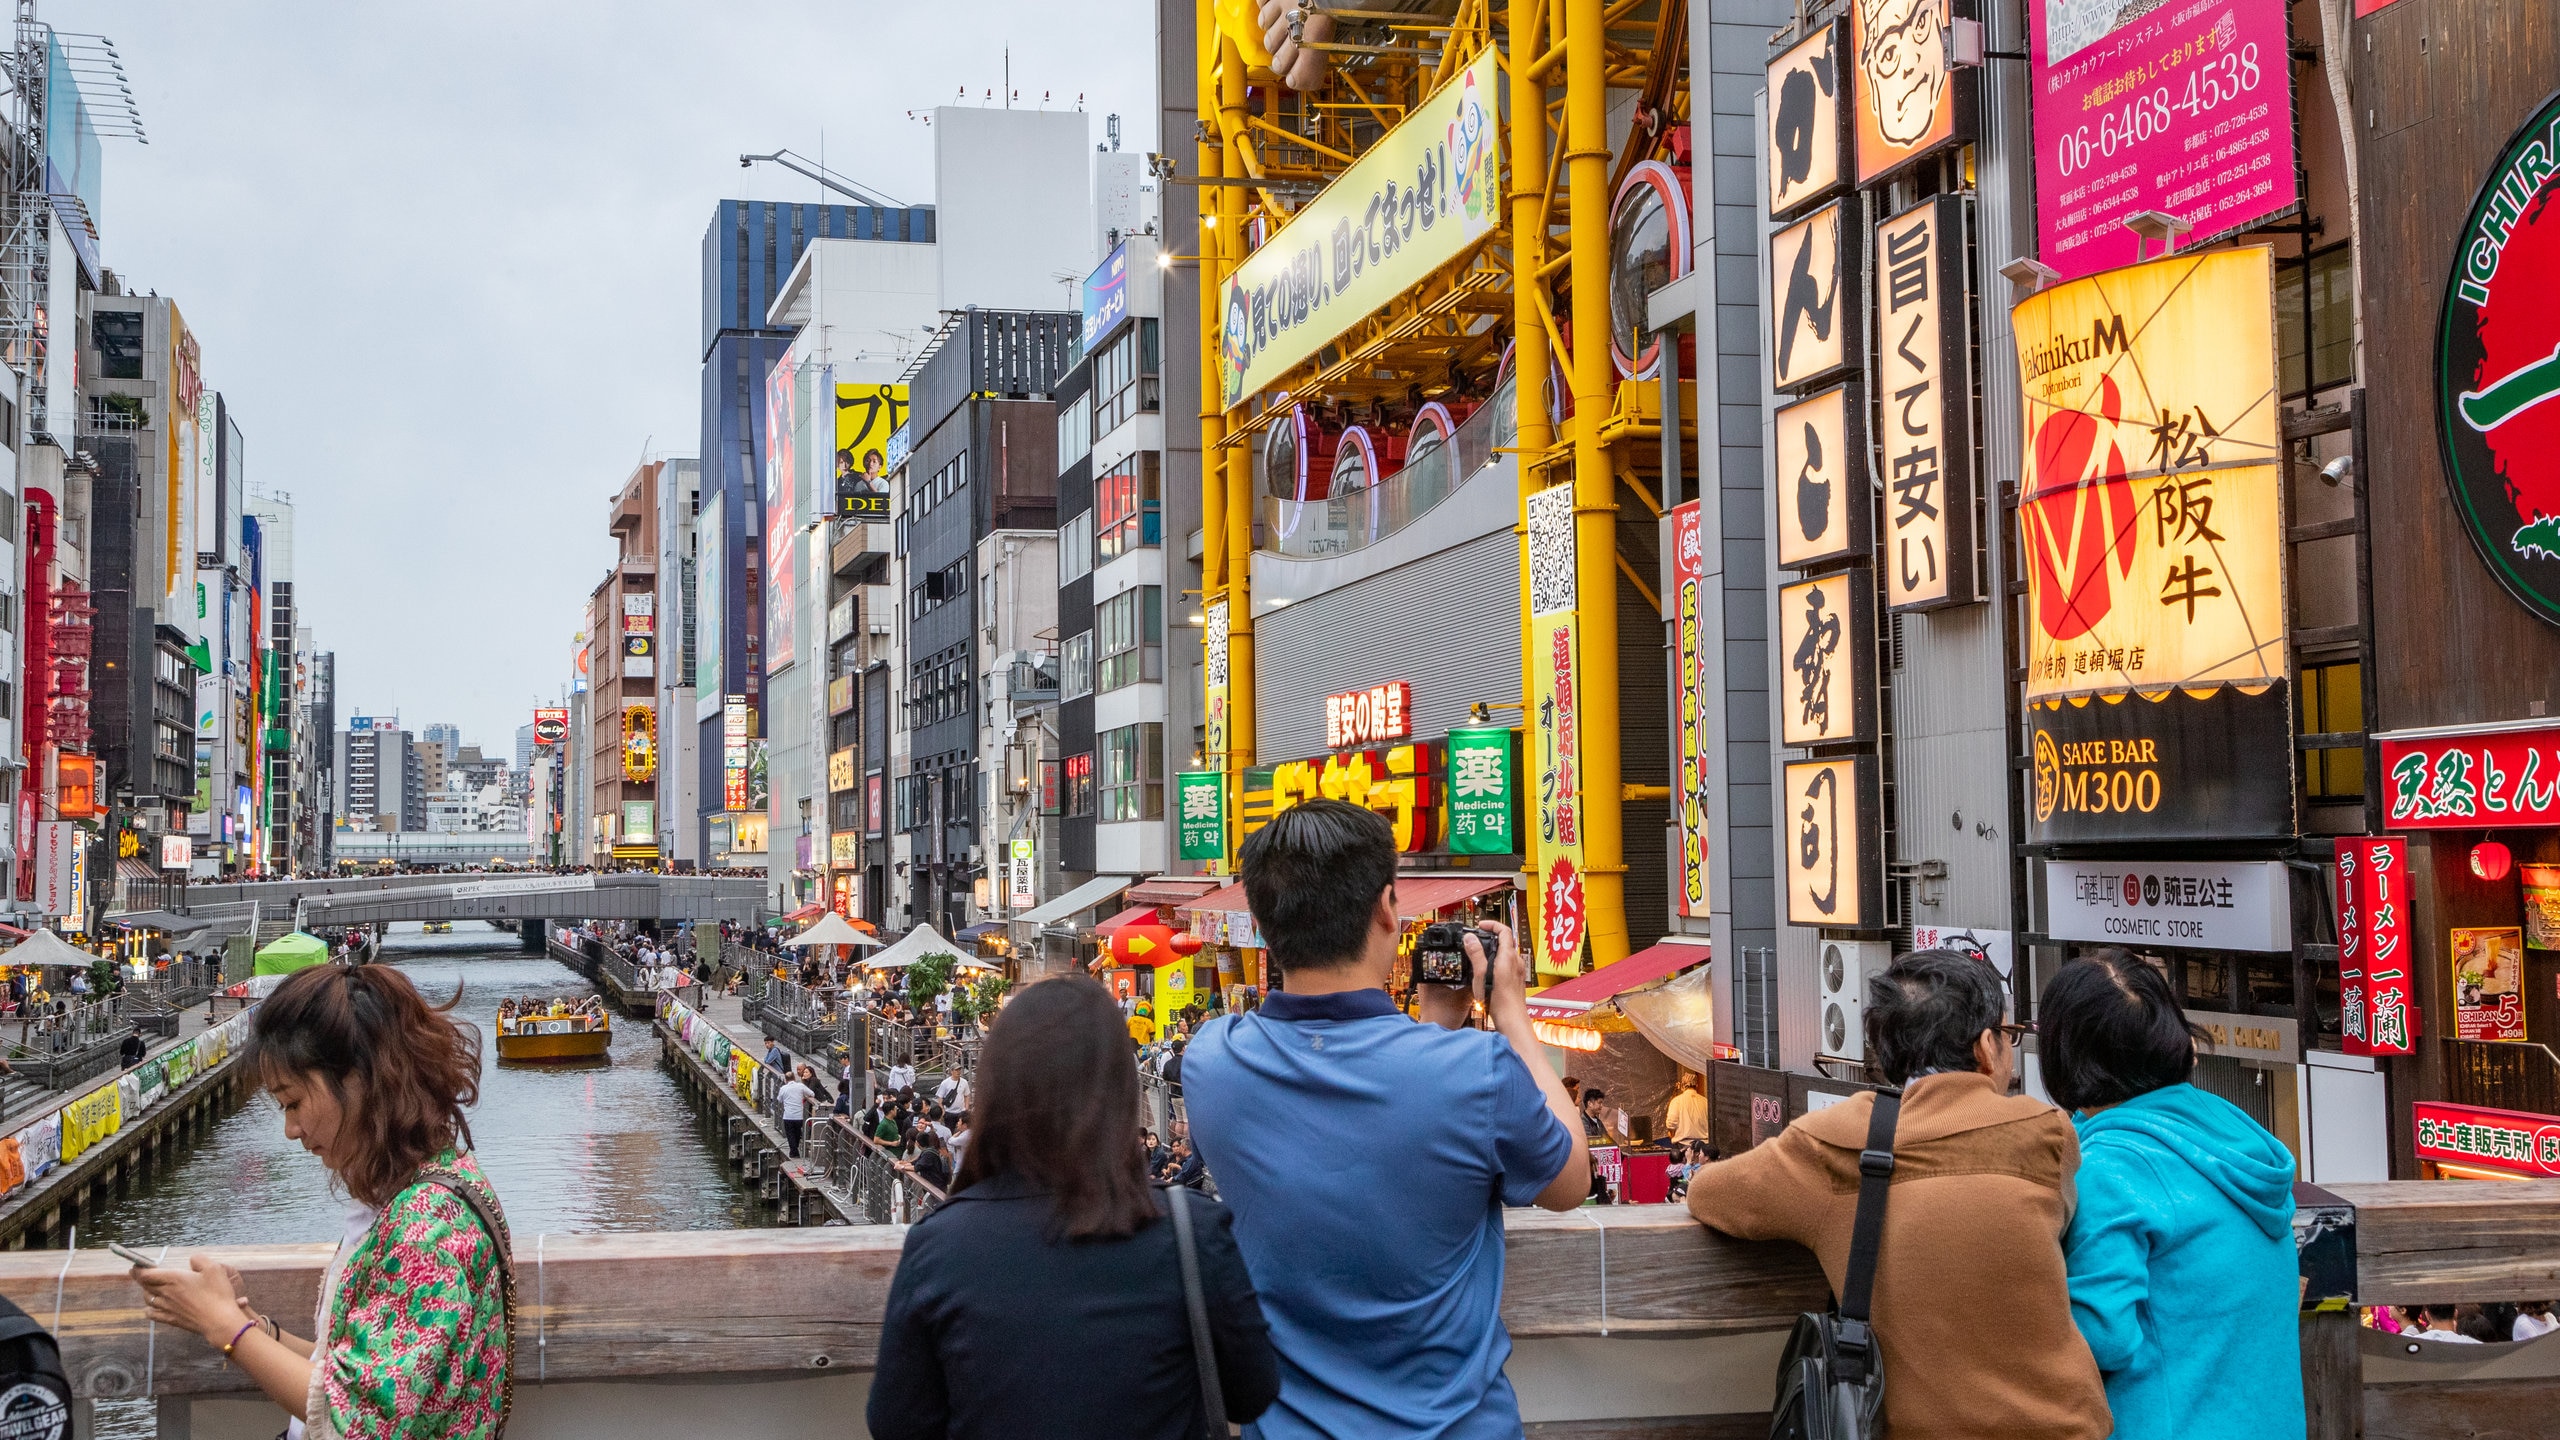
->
xmin=861 ymin=925 xmax=999 ymax=971
xmin=783 ymin=912 xmax=882 ymax=949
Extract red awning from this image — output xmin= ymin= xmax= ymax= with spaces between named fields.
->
xmin=1391 ymin=875 xmax=1512 ymax=919
xmin=1092 ymin=905 xmax=1162 ymax=939
xmin=780 ymin=902 xmax=827 ymax=924
xmin=0 ymin=923 xmax=26 ymax=941
xmin=1527 ymin=939 xmax=1711 ymax=1019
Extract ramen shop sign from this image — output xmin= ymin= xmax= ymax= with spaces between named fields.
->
xmin=1326 ymin=682 xmax=1413 ymax=749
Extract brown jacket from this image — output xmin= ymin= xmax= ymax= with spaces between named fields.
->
xmin=1686 ymin=1072 xmax=2109 ymax=1440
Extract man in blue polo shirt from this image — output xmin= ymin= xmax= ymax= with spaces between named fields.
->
xmin=1184 ymin=800 xmax=1589 ymax=1439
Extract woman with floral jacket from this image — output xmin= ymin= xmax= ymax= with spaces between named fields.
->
xmin=134 ymin=963 xmax=513 ymax=1438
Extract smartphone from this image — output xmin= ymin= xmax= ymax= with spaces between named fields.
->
xmin=106 ymin=1241 xmax=160 ymax=1268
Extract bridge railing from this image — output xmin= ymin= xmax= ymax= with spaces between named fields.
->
xmin=817 ymin=1113 xmax=947 ymax=1224
xmin=30 ymin=1180 xmax=2548 ymax=1440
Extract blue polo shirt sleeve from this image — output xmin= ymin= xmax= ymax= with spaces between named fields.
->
xmin=1489 ymin=1040 xmax=1574 ymax=1206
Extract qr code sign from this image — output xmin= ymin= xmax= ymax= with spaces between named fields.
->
xmin=1527 ymin=483 xmax=1577 ymax=616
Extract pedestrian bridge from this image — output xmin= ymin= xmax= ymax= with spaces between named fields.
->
xmin=134 ymin=872 xmax=767 ymax=928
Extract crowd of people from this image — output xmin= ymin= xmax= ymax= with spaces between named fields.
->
xmin=2378 ymin=1300 xmax=2558 ymax=1343
xmin=495 ymin=995 xmax=604 ymax=1026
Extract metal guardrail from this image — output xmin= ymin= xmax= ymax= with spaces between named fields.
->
xmin=816 ymin=1114 xmax=946 ymax=1223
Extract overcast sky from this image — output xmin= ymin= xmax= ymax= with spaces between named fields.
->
xmin=87 ymin=0 xmax=1155 ymax=754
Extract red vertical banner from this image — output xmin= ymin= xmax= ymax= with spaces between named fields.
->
xmin=2357 ymin=837 xmax=2417 ymax=1055
xmin=2336 ymin=844 xmax=2368 ymax=1054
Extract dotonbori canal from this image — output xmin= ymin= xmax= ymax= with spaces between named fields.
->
xmin=77 ymin=927 xmax=770 ymax=1439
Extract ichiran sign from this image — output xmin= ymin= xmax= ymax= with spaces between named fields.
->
xmin=2438 ymin=89 xmax=2560 ymax=629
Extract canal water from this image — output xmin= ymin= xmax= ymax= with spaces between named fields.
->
xmin=81 ymin=925 xmax=769 ymax=1438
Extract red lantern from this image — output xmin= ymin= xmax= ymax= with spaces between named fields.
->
xmin=1169 ymin=930 xmax=1205 ymax=957
xmin=2471 ymin=841 xmax=2514 ymax=881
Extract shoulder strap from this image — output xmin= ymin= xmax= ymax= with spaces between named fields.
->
xmin=1166 ymin=1186 xmax=1229 ymax=1440
xmin=414 ymin=1161 xmax=516 ymax=1437
xmin=1835 ymin=1088 xmax=1901 ymax=1339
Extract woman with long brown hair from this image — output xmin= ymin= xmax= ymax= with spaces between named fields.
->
xmin=132 ymin=962 xmax=513 ymax=1439
xmin=869 ymin=977 xmax=1276 ymax=1440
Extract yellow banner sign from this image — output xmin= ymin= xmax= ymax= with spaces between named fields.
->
xmin=1218 ymin=50 xmax=1502 ymax=408
xmin=60 ymin=1083 xmax=122 ymax=1162
xmin=2012 ymin=248 xmax=2284 ymax=701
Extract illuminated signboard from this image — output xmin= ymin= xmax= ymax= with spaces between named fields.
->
xmin=1445 ymin=727 xmax=1519 ymax=857
xmin=1670 ymin=503 xmax=1709 ymax=916
xmin=2413 ymin=1100 xmax=2560 ymax=1178
xmin=722 ymin=697 xmax=751 ymax=811
xmin=1773 ymin=383 xmax=1868 ymax=570
xmin=1770 ymin=197 xmax=1860 ymax=393
xmin=532 ymin=708 xmax=568 ymax=747
xmin=622 ymin=704 xmax=657 ymax=784
xmin=2452 ymin=926 xmax=2526 ymax=1043
xmin=1324 ymin=681 xmax=1412 ymax=749
xmin=835 ymin=383 xmax=906 ymax=519
xmin=1176 ymin=771 xmax=1225 ymax=861
xmin=1783 ymin=753 xmax=1880 ymax=929
xmin=2014 ymin=248 xmax=2291 ymax=844
xmin=2335 ymin=837 xmax=2418 ymax=1057
xmin=1778 ymin=570 xmax=1876 ymax=748
xmin=1874 ymin=194 xmax=1975 ymax=610
xmin=1850 ymin=0 xmax=1974 ymax=186
xmin=1766 ymin=19 xmax=1849 ymax=219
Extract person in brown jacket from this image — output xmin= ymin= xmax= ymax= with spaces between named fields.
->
xmin=1686 ymin=949 xmax=2110 ymax=1440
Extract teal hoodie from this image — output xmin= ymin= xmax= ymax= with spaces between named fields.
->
xmin=2064 ymin=1083 xmax=2301 ymax=1440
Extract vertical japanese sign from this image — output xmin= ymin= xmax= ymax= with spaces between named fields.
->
xmin=1670 ymin=502 xmax=1710 ymax=915
xmin=1850 ymin=0 xmax=1974 ymax=185
xmin=1771 ymin=198 xmax=1861 ymax=393
xmin=1779 ymin=572 xmax=1876 ymax=747
xmin=1874 ymin=195 xmax=1975 ymax=609
xmin=1767 ymin=19 xmax=1850 ymax=219
xmin=1775 ymin=384 xmax=1869 ymax=569
xmin=1527 ymin=483 xmax=1586 ymax=976
xmin=1008 ymin=837 xmax=1036 ymax=908
xmin=2337 ymin=836 xmax=2415 ymax=1056
xmin=167 ymin=307 xmax=202 ymax=620
xmin=1446 ymin=727 xmax=1518 ymax=857
xmin=721 ymin=696 xmax=751 ymax=810
xmin=2452 ymin=926 xmax=2527 ymax=1043
xmin=1202 ymin=599 xmax=1230 ymax=870
xmin=764 ymin=354 xmax=799 ymax=673
xmin=1784 ymin=753 xmax=1881 ymax=927
xmin=1176 ymin=771 xmax=1226 ymax=861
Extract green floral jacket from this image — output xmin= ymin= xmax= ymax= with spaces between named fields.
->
xmin=305 ymin=1150 xmax=512 ymax=1440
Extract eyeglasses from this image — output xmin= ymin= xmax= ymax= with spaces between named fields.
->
xmin=1997 ymin=1022 xmax=2034 ymax=1042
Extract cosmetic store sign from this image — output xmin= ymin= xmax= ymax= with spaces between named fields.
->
xmin=2044 ymin=858 xmax=2289 ymax=952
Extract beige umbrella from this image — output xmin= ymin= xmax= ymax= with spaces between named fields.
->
xmin=783 ymin=912 xmax=882 ymax=949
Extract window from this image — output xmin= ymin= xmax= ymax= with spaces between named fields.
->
xmin=1093 ymin=320 xmax=1162 ymax=437
xmin=1064 ymin=751 xmax=1096 ymax=818
xmin=1061 ymin=631 xmax=1093 ymax=699
xmin=2300 ymin=660 xmax=2364 ymax=801
xmin=95 ymin=310 xmax=144 ymax=380
xmin=1096 ymin=586 xmax=1163 ymax=692
xmin=2279 ymin=245 xmax=2354 ymax=398
xmin=1060 ymin=509 xmax=1095 ymax=584
xmin=1058 ymin=394 xmax=1092 ymax=469
xmin=1096 ymin=453 xmax=1162 ymax=562
xmin=1100 ymin=723 xmax=1165 ymax=822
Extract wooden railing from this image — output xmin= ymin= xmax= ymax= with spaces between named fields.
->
xmin=24 ymin=1181 xmax=2560 ymax=1440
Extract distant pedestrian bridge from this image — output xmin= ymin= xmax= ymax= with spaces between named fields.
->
xmin=139 ymin=872 xmax=768 ymax=927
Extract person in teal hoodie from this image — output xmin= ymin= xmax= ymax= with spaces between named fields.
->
xmin=2040 ymin=948 xmax=2303 ymax=1440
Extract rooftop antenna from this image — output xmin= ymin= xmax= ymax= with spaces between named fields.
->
xmin=1005 ymin=47 xmax=1010 ymax=109
xmin=1107 ymin=114 xmax=1122 ymax=152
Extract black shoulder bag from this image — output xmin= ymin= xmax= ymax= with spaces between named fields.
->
xmin=1167 ymin=1184 xmax=1232 ymax=1440
xmin=1769 ymin=1088 xmax=1900 ymax=1440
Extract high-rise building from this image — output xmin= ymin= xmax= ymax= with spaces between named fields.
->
xmin=514 ymin=723 xmax=534 ymax=775
xmin=693 ymin=199 xmax=936 ymax=878
xmin=334 ymin=717 xmax=416 ymax=834
xmin=588 ymin=462 xmax=661 ymax=864
xmin=423 ymin=723 xmax=460 ymax=764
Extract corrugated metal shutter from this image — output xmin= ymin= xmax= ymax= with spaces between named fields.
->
xmin=1254 ymin=531 xmax=1521 ymax=760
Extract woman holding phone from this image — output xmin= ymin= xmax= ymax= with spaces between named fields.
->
xmin=130 ymin=962 xmax=513 ymax=1439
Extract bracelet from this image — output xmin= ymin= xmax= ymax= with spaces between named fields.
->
xmin=223 ymin=1318 xmax=258 ymax=1362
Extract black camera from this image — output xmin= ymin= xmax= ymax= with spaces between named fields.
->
xmin=1415 ymin=922 xmax=1503 ymax=992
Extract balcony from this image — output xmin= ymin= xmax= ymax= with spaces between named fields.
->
xmin=832 ymin=517 xmax=891 ymax=583
xmin=1263 ymin=387 xmax=1500 ymax=559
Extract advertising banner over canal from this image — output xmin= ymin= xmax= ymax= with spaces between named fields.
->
xmin=2013 ymin=248 xmax=2292 ymax=842
xmin=2435 ymin=90 xmax=2560 ymax=630
xmin=2029 ymin=0 xmax=2298 ymax=282
xmin=1218 ymin=50 xmax=1501 ymax=408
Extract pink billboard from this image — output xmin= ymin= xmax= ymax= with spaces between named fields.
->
xmin=2030 ymin=0 xmax=2297 ymax=282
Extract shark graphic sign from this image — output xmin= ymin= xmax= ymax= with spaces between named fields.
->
xmin=2439 ymin=90 xmax=2560 ymax=626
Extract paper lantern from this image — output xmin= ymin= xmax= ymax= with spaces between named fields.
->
xmin=2472 ymin=841 xmax=2514 ymax=882
xmin=1533 ymin=1019 xmax=1605 ymax=1052
xmin=1169 ymin=930 xmax=1205 ymax=957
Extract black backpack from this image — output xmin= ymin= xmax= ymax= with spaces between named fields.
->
xmin=1769 ymin=1088 xmax=1900 ymax=1440
xmin=0 ymin=1295 xmax=71 ymax=1440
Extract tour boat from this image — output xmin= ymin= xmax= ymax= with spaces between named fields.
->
xmin=496 ymin=1008 xmax=612 ymax=1062
xmin=424 ymin=921 xmax=453 ymax=934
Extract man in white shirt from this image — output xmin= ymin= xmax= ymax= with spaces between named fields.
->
xmin=776 ymin=1066 xmax=818 ymax=1163
xmin=2411 ymin=1305 xmax=2482 ymax=1343
xmin=935 ymin=1072 xmax=970 ymax=1112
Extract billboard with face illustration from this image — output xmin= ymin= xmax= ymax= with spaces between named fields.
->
xmin=1852 ymin=0 xmax=1974 ymax=185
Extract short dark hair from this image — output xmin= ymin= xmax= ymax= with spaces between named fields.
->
xmin=1582 ymin=1089 xmax=1608 ymax=1104
xmin=2036 ymin=948 xmax=2205 ymax=1113
xmin=1239 ymin=800 xmax=1397 ymax=975
xmin=1866 ymin=948 xmax=2007 ymax=1086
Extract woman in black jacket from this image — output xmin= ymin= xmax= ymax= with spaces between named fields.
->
xmin=868 ymin=978 xmax=1277 ymax=1440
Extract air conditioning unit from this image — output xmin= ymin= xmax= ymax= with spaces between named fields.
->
xmin=1817 ymin=940 xmax=1895 ymax=1063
